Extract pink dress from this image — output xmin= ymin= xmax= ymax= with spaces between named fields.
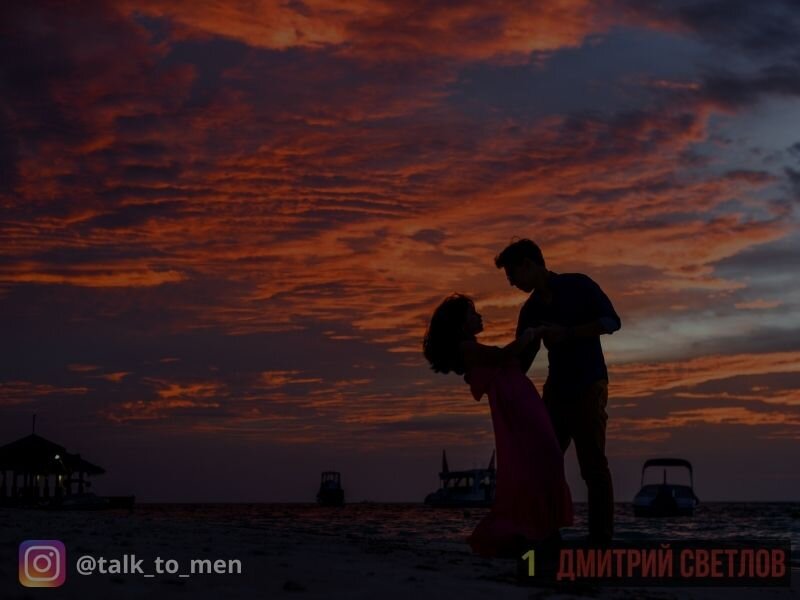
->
xmin=465 ymin=364 xmax=573 ymax=557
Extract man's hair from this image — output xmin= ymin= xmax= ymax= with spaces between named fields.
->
xmin=494 ymin=239 xmax=545 ymax=269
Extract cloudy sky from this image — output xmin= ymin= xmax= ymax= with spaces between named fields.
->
xmin=2 ymin=0 xmax=799 ymax=502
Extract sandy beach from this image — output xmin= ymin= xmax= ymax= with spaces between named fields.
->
xmin=1 ymin=506 xmax=796 ymax=599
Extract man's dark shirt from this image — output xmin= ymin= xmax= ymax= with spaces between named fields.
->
xmin=517 ymin=271 xmax=621 ymax=393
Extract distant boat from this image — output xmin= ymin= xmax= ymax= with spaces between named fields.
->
xmin=317 ymin=471 xmax=344 ymax=506
xmin=633 ymin=458 xmax=699 ymax=517
xmin=424 ymin=449 xmax=496 ymax=507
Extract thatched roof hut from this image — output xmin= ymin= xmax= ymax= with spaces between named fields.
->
xmin=0 ymin=433 xmax=105 ymax=505
xmin=0 ymin=433 xmax=104 ymax=475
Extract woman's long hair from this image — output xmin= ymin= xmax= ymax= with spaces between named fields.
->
xmin=422 ymin=294 xmax=475 ymax=375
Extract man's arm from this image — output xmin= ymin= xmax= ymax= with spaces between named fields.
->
xmin=540 ymin=277 xmax=620 ymax=344
xmin=587 ymin=276 xmax=621 ymax=333
xmin=569 ymin=316 xmax=619 ymax=337
xmin=461 ymin=328 xmax=540 ymax=371
xmin=516 ymin=304 xmax=541 ymax=373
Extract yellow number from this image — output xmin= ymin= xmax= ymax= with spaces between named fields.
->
xmin=521 ymin=550 xmax=535 ymax=577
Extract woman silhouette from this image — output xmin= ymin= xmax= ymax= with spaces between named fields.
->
xmin=423 ymin=294 xmax=573 ymax=557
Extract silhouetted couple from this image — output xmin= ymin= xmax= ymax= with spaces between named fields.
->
xmin=423 ymin=239 xmax=620 ymax=558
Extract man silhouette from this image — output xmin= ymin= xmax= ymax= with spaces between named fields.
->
xmin=495 ymin=239 xmax=620 ymax=544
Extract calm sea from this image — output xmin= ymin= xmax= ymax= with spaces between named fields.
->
xmin=136 ymin=502 xmax=799 ymax=567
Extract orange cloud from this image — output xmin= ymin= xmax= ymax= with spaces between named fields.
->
xmin=92 ymin=372 xmax=132 ymax=383
xmin=611 ymin=351 xmax=800 ymax=401
xmin=0 ymin=263 xmax=185 ymax=288
xmin=734 ymin=299 xmax=782 ymax=310
xmin=611 ymin=406 xmax=800 ymax=437
xmin=123 ymin=0 xmax=607 ymax=61
xmin=260 ymin=370 xmax=323 ymax=387
xmin=105 ymin=397 xmax=222 ymax=422
xmin=0 ymin=381 xmax=89 ymax=406
xmin=68 ymin=364 xmax=101 ymax=373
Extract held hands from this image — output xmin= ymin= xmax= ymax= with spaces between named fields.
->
xmin=538 ymin=323 xmax=572 ymax=345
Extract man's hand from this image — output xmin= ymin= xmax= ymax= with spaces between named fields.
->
xmin=539 ymin=323 xmax=571 ymax=345
xmin=541 ymin=319 xmax=615 ymax=344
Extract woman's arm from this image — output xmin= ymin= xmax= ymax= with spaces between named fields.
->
xmin=461 ymin=327 xmax=540 ymax=369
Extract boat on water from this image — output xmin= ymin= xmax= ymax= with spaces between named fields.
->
xmin=317 ymin=471 xmax=345 ymax=506
xmin=424 ymin=449 xmax=495 ymax=507
xmin=633 ymin=458 xmax=699 ymax=517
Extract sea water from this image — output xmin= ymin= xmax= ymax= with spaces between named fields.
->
xmin=134 ymin=502 xmax=799 ymax=567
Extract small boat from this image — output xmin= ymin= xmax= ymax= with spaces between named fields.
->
xmin=633 ymin=458 xmax=699 ymax=517
xmin=316 ymin=471 xmax=344 ymax=506
xmin=424 ymin=449 xmax=496 ymax=507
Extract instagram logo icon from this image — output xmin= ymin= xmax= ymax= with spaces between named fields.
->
xmin=19 ymin=540 xmax=66 ymax=588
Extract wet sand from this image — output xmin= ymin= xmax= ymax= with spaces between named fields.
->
xmin=1 ymin=507 xmax=796 ymax=599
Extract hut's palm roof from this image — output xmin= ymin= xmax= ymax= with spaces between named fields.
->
xmin=0 ymin=434 xmax=104 ymax=474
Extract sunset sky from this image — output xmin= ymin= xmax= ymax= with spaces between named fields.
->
xmin=2 ymin=1 xmax=799 ymax=502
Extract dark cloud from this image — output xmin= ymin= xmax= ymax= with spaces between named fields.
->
xmin=785 ymin=167 xmax=800 ymax=199
xmin=619 ymin=0 xmax=800 ymax=57
xmin=0 ymin=277 xmax=396 ymax=378
xmin=689 ymin=371 xmax=800 ymax=397
xmin=284 ymin=0 xmax=313 ymax=18
xmin=556 ymin=109 xmax=700 ymax=164
xmin=96 ymin=185 xmax=209 ymax=203
xmin=685 ymin=327 xmax=800 ymax=359
xmin=160 ymin=36 xmax=249 ymax=108
xmin=698 ymin=62 xmax=800 ymax=110
xmin=78 ymin=200 xmax=187 ymax=230
xmin=723 ymin=169 xmax=776 ymax=184
xmin=410 ymin=229 xmax=446 ymax=246
xmin=0 ymin=126 xmax=19 ymax=193
xmin=713 ymin=235 xmax=800 ymax=275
